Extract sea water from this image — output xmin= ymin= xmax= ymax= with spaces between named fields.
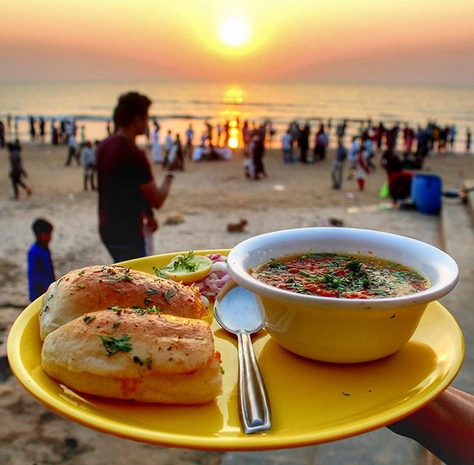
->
xmin=0 ymin=79 xmax=473 ymax=150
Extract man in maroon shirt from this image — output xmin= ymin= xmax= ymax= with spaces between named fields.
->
xmin=96 ymin=92 xmax=174 ymax=262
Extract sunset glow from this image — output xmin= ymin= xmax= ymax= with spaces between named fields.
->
xmin=0 ymin=0 xmax=473 ymax=84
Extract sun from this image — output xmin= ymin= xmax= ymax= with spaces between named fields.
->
xmin=219 ymin=18 xmax=249 ymax=47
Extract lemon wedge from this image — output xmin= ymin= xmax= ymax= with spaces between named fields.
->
xmin=164 ymin=253 xmax=213 ymax=283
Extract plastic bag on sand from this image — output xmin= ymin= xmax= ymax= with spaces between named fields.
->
xmin=379 ymin=181 xmax=390 ymax=198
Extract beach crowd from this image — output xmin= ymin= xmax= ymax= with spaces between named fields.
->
xmin=1 ymin=111 xmax=471 ymax=203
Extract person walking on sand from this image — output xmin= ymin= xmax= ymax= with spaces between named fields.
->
xmin=96 ymin=91 xmax=174 ymax=262
xmin=185 ymin=124 xmax=194 ymax=159
xmin=168 ymin=133 xmax=184 ymax=171
xmin=347 ymin=136 xmax=359 ymax=180
xmin=466 ymin=128 xmax=471 ymax=153
xmin=7 ymin=139 xmax=32 ymax=200
xmin=282 ymin=129 xmax=294 ymax=164
xmin=14 ymin=116 xmax=19 ymax=138
xmin=80 ymin=125 xmax=86 ymax=144
xmin=331 ymin=140 xmax=347 ymax=189
xmin=314 ymin=124 xmax=328 ymax=161
xmin=299 ymin=121 xmax=311 ymax=163
xmin=81 ymin=141 xmax=96 ymax=190
xmin=151 ymin=121 xmax=162 ymax=164
xmin=29 ymin=116 xmax=37 ymax=141
xmin=65 ymin=133 xmax=79 ymax=166
xmin=0 ymin=120 xmax=5 ymax=148
xmin=250 ymin=129 xmax=266 ymax=179
xmin=39 ymin=117 xmax=46 ymax=142
xmin=163 ymin=130 xmax=173 ymax=167
xmin=355 ymin=141 xmax=370 ymax=191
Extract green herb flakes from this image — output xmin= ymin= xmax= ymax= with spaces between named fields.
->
xmin=164 ymin=289 xmax=175 ymax=303
xmin=98 ymin=334 xmax=132 ymax=357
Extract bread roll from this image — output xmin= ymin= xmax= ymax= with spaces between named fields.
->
xmin=41 ymin=309 xmax=223 ymax=404
xmin=39 ymin=265 xmax=207 ymax=340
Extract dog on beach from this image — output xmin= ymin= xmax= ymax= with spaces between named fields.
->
xmin=226 ymin=219 xmax=248 ymax=233
xmin=165 ymin=213 xmax=185 ymax=225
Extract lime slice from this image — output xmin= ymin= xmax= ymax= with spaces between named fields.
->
xmin=164 ymin=254 xmax=213 ymax=283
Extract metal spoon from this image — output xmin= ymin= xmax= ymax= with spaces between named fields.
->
xmin=214 ymin=282 xmax=271 ymax=434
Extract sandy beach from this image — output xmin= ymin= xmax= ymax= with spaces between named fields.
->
xmin=0 ymin=142 xmax=472 ymax=464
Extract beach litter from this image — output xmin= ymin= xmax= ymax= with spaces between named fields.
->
xmin=320 ymin=218 xmax=345 ymax=227
xmin=346 ymin=206 xmax=360 ymax=214
xmin=346 ymin=192 xmax=355 ymax=199
xmin=272 ymin=184 xmax=286 ymax=191
xmin=378 ymin=203 xmax=394 ymax=211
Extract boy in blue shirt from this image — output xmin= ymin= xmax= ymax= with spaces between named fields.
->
xmin=28 ymin=218 xmax=55 ymax=302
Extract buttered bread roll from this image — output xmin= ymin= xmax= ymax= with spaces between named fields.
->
xmin=39 ymin=265 xmax=207 ymax=340
xmin=41 ymin=309 xmax=223 ymax=404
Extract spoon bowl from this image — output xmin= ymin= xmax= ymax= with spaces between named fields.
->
xmin=214 ymin=282 xmax=271 ymax=434
xmin=214 ymin=283 xmax=265 ymax=334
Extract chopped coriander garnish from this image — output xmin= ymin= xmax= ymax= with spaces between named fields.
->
xmin=83 ymin=315 xmax=96 ymax=324
xmin=154 ymin=267 xmax=168 ymax=279
xmin=164 ymin=289 xmax=175 ymax=303
xmin=145 ymin=305 xmax=162 ymax=314
xmin=98 ymin=334 xmax=132 ymax=357
xmin=108 ymin=306 xmax=122 ymax=314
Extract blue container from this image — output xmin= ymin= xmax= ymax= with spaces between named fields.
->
xmin=411 ymin=174 xmax=442 ymax=214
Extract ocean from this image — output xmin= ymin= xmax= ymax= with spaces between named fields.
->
xmin=1 ymin=80 xmax=473 ymax=150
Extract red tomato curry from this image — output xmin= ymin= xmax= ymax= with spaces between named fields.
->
xmin=251 ymin=253 xmax=429 ymax=299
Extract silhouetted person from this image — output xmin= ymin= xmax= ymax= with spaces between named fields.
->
xmin=8 ymin=139 xmax=32 ymax=200
xmin=96 ymin=92 xmax=174 ymax=262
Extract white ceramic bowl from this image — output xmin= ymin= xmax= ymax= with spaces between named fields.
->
xmin=227 ymin=227 xmax=459 ymax=363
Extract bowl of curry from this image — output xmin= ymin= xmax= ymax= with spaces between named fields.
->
xmin=227 ymin=227 xmax=459 ymax=363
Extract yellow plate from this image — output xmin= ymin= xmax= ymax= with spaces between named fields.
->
xmin=8 ymin=250 xmax=465 ymax=451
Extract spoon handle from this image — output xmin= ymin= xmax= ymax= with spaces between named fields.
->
xmin=237 ymin=332 xmax=271 ymax=434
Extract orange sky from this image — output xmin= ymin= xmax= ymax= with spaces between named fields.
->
xmin=1 ymin=0 xmax=474 ymax=84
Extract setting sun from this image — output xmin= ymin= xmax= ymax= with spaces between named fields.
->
xmin=219 ymin=18 xmax=249 ymax=47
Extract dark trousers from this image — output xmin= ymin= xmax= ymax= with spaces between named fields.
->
xmin=103 ymin=240 xmax=146 ymax=263
xmin=10 ymin=174 xmax=28 ymax=199
xmin=66 ymin=147 xmax=79 ymax=166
